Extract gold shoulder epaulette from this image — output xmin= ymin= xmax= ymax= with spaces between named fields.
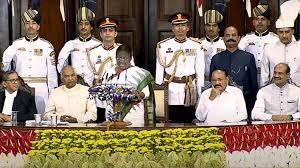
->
xmin=40 ymin=38 xmax=54 ymax=49
xmin=189 ymin=37 xmax=202 ymax=44
xmin=156 ymin=37 xmax=172 ymax=48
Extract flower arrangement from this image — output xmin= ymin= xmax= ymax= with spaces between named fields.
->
xmin=89 ymin=84 xmax=136 ymax=122
xmin=0 ymin=153 xmax=28 ymax=168
xmin=0 ymin=129 xmax=35 ymax=155
xmin=221 ymin=122 xmax=300 ymax=152
xmin=226 ymin=145 xmax=300 ymax=167
xmin=25 ymin=151 xmax=228 ymax=168
xmin=29 ymin=128 xmax=225 ymax=156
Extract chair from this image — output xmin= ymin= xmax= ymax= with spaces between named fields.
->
xmin=18 ymin=76 xmax=35 ymax=96
xmin=153 ymin=84 xmax=169 ymax=123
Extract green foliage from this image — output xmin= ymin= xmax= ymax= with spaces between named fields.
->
xmin=30 ymin=128 xmax=224 ymax=156
xmin=25 ymin=151 xmax=228 ymax=168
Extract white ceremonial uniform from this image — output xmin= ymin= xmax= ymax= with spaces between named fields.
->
xmin=2 ymin=37 xmax=58 ymax=114
xmin=261 ymin=41 xmax=300 ymax=87
xmin=87 ymin=43 xmax=135 ymax=83
xmin=155 ymin=37 xmax=205 ymax=105
xmin=57 ymin=37 xmax=102 ymax=86
xmin=101 ymin=66 xmax=150 ymax=126
xmin=239 ymin=31 xmax=279 ymax=70
xmin=44 ymin=84 xmax=97 ymax=123
xmin=252 ymin=83 xmax=300 ymax=121
xmin=87 ymin=43 xmax=135 ymax=109
xmin=200 ymin=36 xmax=226 ymax=77
xmin=195 ymin=86 xmax=247 ymax=124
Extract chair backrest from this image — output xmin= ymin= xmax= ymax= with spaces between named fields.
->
xmin=153 ymin=84 xmax=169 ymax=123
xmin=18 ymin=76 xmax=35 ymax=96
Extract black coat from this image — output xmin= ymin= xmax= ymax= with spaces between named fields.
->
xmin=0 ymin=89 xmax=37 ymax=122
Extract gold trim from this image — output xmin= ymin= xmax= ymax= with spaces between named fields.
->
xmin=22 ymin=77 xmax=47 ymax=83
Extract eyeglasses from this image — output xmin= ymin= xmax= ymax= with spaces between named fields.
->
xmin=5 ymin=78 xmax=19 ymax=83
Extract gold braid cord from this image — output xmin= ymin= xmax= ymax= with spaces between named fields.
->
xmin=86 ymin=44 xmax=102 ymax=73
xmin=156 ymin=46 xmax=185 ymax=83
xmin=94 ymin=57 xmax=114 ymax=85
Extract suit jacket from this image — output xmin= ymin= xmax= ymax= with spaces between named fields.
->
xmin=210 ymin=49 xmax=258 ymax=97
xmin=0 ymin=89 xmax=37 ymax=122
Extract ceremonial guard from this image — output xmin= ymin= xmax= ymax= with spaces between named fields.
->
xmin=239 ymin=5 xmax=278 ymax=85
xmin=2 ymin=9 xmax=58 ymax=114
xmin=155 ymin=13 xmax=205 ymax=123
xmin=87 ymin=17 xmax=132 ymax=122
xmin=199 ymin=10 xmax=226 ymax=88
xmin=57 ymin=6 xmax=101 ymax=86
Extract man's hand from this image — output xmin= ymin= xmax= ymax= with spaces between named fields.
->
xmin=209 ymin=87 xmax=220 ymax=100
xmin=85 ymin=119 xmax=94 ymax=123
xmin=0 ymin=113 xmax=11 ymax=122
xmin=271 ymin=114 xmax=291 ymax=121
xmin=60 ymin=115 xmax=77 ymax=123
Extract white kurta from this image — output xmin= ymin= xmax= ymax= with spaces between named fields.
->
xmin=57 ymin=37 xmax=102 ymax=86
xmin=252 ymin=83 xmax=300 ymax=121
xmin=155 ymin=37 xmax=205 ymax=105
xmin=200 ymin=37 xmax=226 ymax=76
xmin=261 ymin=41 xmax=300 ymax=87
xmin=44 ymin=84 xmax=97 ymax=123
xmin=2 ymin=37 xmax=58 ymax=114
xmin=101 ymin=66 xmax=150 ymax=125
xmin=195 ymin=86 xmax=247 ymax=124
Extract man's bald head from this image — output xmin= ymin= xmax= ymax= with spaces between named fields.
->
xmin=61 ymin=66 xmax=77 ymax=89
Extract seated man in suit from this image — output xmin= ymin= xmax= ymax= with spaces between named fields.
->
xmin=44 ymin=66 xmax=97 ymax=123
xmin=0 ymin=71 xmax=37 ymax=122
xmin=195 ymin=68 xmax=247 ymax=124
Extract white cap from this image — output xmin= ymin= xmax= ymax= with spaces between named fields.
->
xmin=275 ymin=17 xmax=295 ymax=28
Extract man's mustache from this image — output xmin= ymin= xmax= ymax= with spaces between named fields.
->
xmin=214 ymin=84 xmax=222 ymax=87
xmin=226 ymin=39 xmax=236 ymax=42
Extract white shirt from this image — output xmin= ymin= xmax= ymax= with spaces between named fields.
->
xmin=200 ymin=37 xmax=226 ymax=76
xmin=261 ymin=41 xmax=300 ymax=87
xmin=155 ymin=37 xmax=205 ymax=105
xmin=44 ymin=84 xmax=97 ymax=123
xmin=1 ymin=90 xmax=18 ymax=115
xmin=57 ymin=37 xmax=102 ymax=86
xmin=195 ymin=86 xmax=247 ymax=124
xmin=252 ymin=83 xmax=300 ymax=121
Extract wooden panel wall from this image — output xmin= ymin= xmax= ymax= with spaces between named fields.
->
xmin=39 ymin=0 xmax=65 ymax=57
